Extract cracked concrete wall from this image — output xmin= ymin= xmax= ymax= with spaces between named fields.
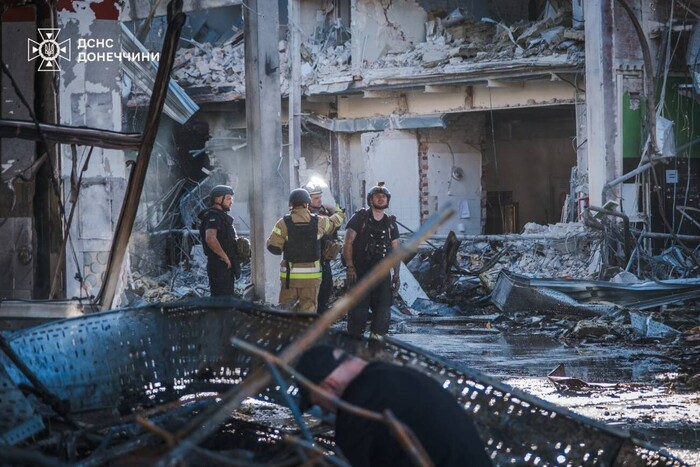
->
xmin=339 ymin=129 xmax=421 ymax=228
xmin=58 ymin=0 xmax=126 ymax=300
xmin=351 ymin=0 xmax=427 ymax=67
xmin=0 ymin=14 xmax=37 ymax=298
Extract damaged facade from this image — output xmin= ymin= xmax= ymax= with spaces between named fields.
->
xmin=4 ymin=0 xmax=698 ymax=302
xmin=1 ymin=0 xmax=700 ymax=464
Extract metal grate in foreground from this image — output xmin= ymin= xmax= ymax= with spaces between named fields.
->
xmin=0 ymin=298 xmax=686 ymax=465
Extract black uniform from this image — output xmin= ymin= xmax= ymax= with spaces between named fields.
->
xmin=310 ymin=205 xmax=337 ymax=313
xmin=346 ymin=209 xmax=399 ymax=336
xmin=335 ymin=362 xmax=491 ymax=467
xmin=198 ymin=208 xmax=240 ymax=296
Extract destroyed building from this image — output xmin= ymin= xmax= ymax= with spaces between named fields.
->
xmin=1 ymin=0 xmax=700 ymax=465
xmin=2 ymin=0 xmax=699 ymax=303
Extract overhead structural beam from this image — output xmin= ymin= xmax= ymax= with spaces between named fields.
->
xmin=0 ymin=119 xmax=142 ymax=150
xmin=98 ymin=0 xmax=186 ymax=310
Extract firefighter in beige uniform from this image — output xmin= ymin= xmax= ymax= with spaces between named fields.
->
xmin=266 ymin=188 xmax=345 ymax=313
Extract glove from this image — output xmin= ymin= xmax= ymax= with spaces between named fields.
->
xmin=392 ymin=273 xmax=400 ymax=294
xmin=336 ymin=204 xmax=346 ymax=214
xmin=346 ymin=266 xmax=357 ymax=289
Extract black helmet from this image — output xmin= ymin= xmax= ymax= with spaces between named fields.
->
xmin=366 ymin=182 xmax=391 ymax=206
xmin=209 ymin=185 xmax=234 ymax=205
xmin=289 ymin=188 xmax=312 ymax=207
xmin=303 ymin=182 xmax=323 ymax=195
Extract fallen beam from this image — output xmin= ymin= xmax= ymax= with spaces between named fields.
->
xmin=0 ymin=120 xmax=142 ymax=150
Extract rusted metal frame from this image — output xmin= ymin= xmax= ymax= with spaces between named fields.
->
xmin=232 ymin=338 xmax=435 ymax=467
xmin=49 ymin=146 xmax=95 ymax=299
xmin=159 ymin=204 xmax=455 ymax=465
xmin=0 ymin=119 xmax=143 ymax=151
xmin=98 ymin=0 xmax=186 ymax=309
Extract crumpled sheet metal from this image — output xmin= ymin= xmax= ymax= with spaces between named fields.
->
xmin=502 ymin=271 xmax=700 ymax=306
xmin=0 ymin=298 xmax=685 ymax=466
xmin=0 ymin=298 xmax=314 ymax=413
xmin=491 ymin=271 xmax=619 ymax=316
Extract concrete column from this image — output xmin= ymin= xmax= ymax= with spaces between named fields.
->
xmin=585 ymin=0 xmax=617 ymax=207
xmin=57 ymin=0 xmax=126 ymax=301
xmin=288 ymin=0 xmax=301 ymax=189
xmin=245 ymin=0 xmax=286 ymax=304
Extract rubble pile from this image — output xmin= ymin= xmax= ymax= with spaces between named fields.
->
xmin=467 ymin=222 xmax=603 ymax=283
xmin=165 ymin=7 xmax=582 ymax=98
xmin=343 ymin=7 xmax=584 ymax=73
xmin=126 ymin=243 xmax=252 ymax=304
xmin=171 ymin=40 xmax=249 ymax=95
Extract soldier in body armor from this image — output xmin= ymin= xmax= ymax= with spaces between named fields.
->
xmin=198 ymin=185 xmax=240 ymax=296
xmin=303 ymin=182 xmax=342 ymax=313
xmin=342 ymin=182 xmax=400 ymax=339
xmin=266 ymin=189 xmax=345 ymax=313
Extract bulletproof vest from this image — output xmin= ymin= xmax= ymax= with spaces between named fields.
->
xmin=200 ymin=208 xmax=238 ymax=260
xmin=353 ymin=210 xmax=394 ymax=267
xmin=283 ymin=214 xmax=320 ymax=263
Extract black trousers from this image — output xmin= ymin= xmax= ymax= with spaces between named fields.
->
xmin=207 ymin=257 xmax=236 ymax=296
xmin=347 ymin=268 xmax=392 ymax=337
xmin=317 ymin=260 xmax=333 ymax=314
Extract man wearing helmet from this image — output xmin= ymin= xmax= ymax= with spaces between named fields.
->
xmin=266 ymin=188 xmax=345 ymax=313
xmin=303 ymin=182 xmax=341 ymax=313
xmin=342 ymin=182 xmax=400 ymax=340
xmin=198 ymin=185 xmax=240 ymax=296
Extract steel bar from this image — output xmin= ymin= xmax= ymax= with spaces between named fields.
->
xmin=587 ymin=206 xmax=631 ymax=264
xmin=638 ymin=231 xmax=700 ymax=242
xmin=265 ymin=361 xmax=314 ymax=444
xmin=49 ymin=146 xmax=95 ymax=299
xmin=159 ymin=204 xmax=456 ymax=464
xmin=0 ymin=119 xmax=142 ymax=150
xmin=99 ymin=0 xmax=186 ymax=309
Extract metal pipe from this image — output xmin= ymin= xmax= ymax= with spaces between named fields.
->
xmin=0 ymin=119 xmax=142 ymax=150
xmin=587 ymin=206 xmax=631 ymax=264
xmin=605 ymin=154 xmax=674 ymax=189
xmin=99 ymin=0 xmax=186 ymax=310
xmin=638 ymin=231 xmax=700 ymax=242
